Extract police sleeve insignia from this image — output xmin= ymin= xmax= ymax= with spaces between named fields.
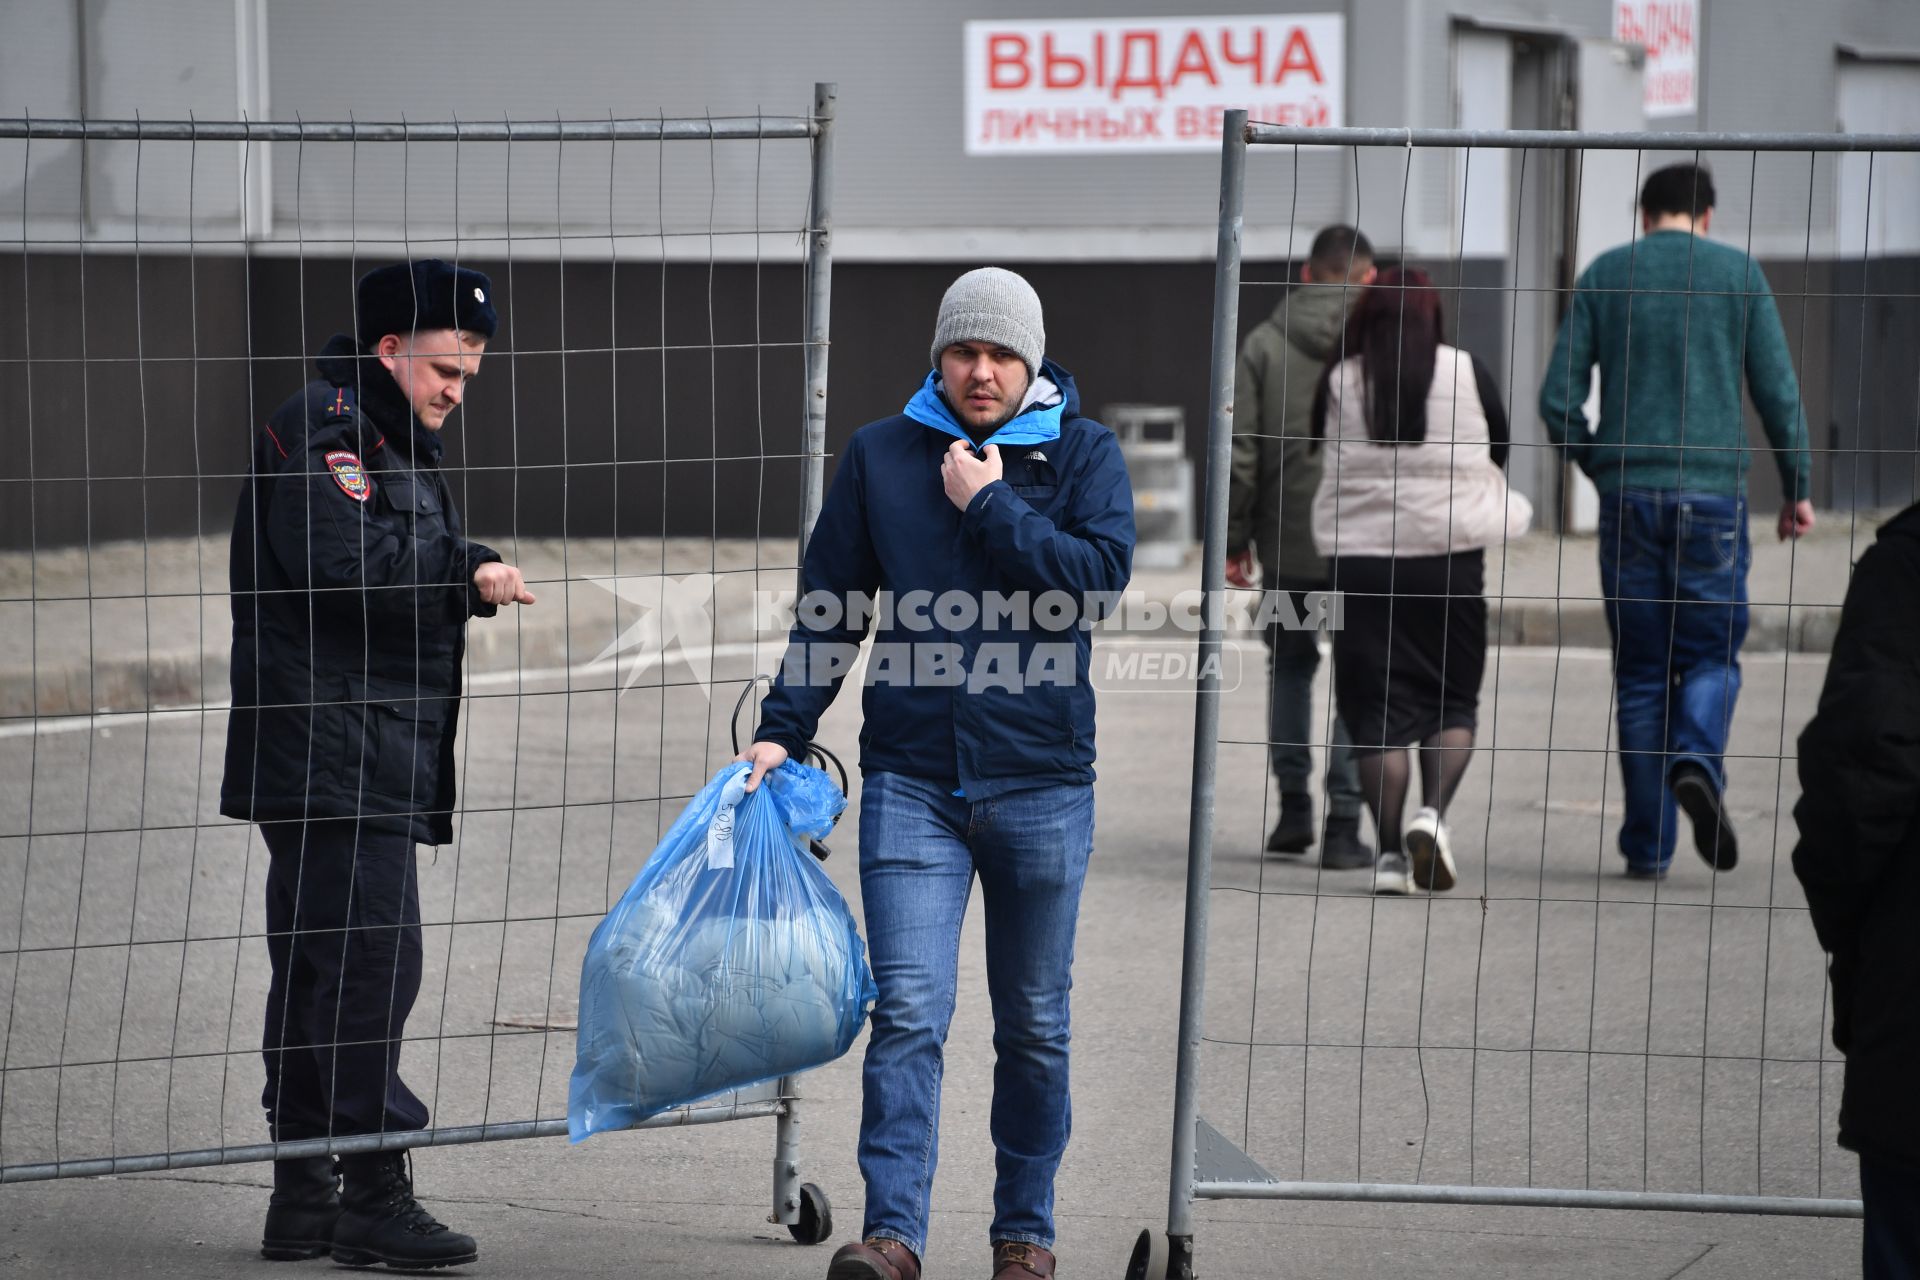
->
xmin=325 ymin=450 xmax=372 ymax=502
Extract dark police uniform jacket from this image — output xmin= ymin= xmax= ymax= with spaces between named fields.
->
xmin=221 ymin=333 xmax=501 ymax=846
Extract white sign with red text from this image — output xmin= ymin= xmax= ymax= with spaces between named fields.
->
xmin=1614 ymin=0 xmax=1698 ymax=118
xmin=963 ymin=15 xmax=1345 ymax=155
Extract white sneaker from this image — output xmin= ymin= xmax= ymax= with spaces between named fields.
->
xmin=1405 ymin=807 xmax=1457 ymax=893
xmin=1372 ymin=849 xmax=1411 ymax=895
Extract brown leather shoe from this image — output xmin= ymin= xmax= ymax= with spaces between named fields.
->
xmin=827 ymin=1236 xmax=921 ymax=1280
xmin=992 ymin=1240 xmax=1057 ymax=1278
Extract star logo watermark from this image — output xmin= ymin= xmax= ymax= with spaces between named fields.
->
xmin=588 ymin=573 xmax=718 ymax=698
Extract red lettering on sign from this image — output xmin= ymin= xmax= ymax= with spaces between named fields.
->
xmin=1617 ymin=3 xmax=1694 ymax=58
xmin=1111 ymin=31 xmax=1165 ymax=99
xmin=971 ymin=19 xmax=1342 ymax=148
xmin=1273 ymin=27 xmax=1324 ymax=85
xmin=1220 ymin=28 xmax=1265 ymax=85
xmin=1168 ymin=31 xmax=1219 ymax=88
xmin=1042 ymin=34 xmax=1087 ymax=89
xmin=988 ymin=34 xmax=1030 ymax=90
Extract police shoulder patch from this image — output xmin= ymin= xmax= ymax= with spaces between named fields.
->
xmin=325 ymin=449 xmax=372 ymax=502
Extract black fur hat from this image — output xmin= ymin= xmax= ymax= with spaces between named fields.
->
xmin=355 ymin=259 xmax=498 ymax=345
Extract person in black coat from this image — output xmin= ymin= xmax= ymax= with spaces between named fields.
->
xmin=221 ymin=259 xmax=533 ymax=1269
xmin=1793 ymin=501 xmax=1920 ymax=1278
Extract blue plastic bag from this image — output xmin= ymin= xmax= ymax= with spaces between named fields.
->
xmin=568 ymin=760 xmax=878 ymax=1142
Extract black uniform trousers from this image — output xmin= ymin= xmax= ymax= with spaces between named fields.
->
xmin=260 ymin=818 xmax=429 ymax=1140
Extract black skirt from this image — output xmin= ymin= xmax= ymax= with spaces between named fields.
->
xmin=1329 ymin=550 xmax=1487 ymax=753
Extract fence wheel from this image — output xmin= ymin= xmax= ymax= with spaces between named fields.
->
xmin=1124 ymin=1227 xmax=1170 ymax=1279
xmin=787 ymin=1182 xmax=833 ymax=1245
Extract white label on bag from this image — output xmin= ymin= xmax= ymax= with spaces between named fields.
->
xmin=707 ymin=800 xmax=737 ymax=869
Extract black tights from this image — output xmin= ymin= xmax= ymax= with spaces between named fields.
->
xmin=1356 ymin=727 xmax=1476 ymax=852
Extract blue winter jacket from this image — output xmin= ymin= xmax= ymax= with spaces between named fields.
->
xmin=754 ymin=360 xmax=1136 ymax=799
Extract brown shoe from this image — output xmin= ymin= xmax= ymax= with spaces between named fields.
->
xmin=992 ymin=1240 xmax=1057 ymax=1279
xmin=827 ymin=1236 xmax=921 ymax=1280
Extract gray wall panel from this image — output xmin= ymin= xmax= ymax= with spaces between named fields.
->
xmin=261 ymin=0 xmax=1347 ymax=255
xmin=13 ymin=0 xmax=1920 ymax=256
xmin=6 ymin=0 xmax=1920 ymax=548
xmin=1 ymin=0 xmax=85 ymax=229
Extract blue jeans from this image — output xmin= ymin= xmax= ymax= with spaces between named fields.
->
xmin=1262 ymin=580 xmax=1363 ymax=819
xmin=855 ymin=771 xmax=1095 ymax=1258
xmin=1596 ymin=489 xmax=1751 ymax=870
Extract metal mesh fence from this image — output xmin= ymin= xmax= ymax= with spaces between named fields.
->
xmin=1145 ymin=121 xmax=1920 ymax=1275
xmin=0 ymin=92 xmax=836 ymax=1191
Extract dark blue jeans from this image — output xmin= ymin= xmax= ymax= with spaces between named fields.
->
xmin=1596 ymin=489 xmax=1751 ymax=871
xmin=1262 ymin=579 xmax=1363 ymax=820
xmin=855 ymin=772 xmax=1095 ymax=1258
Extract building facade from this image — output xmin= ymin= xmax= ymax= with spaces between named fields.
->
xmin=4 ymin=0 xmax=1917 ymax=546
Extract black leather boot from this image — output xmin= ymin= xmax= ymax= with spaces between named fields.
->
xmin=1265 ymin=792 xmax=1316 ymax=853
xmin=1320 ymin=814 xmax=1375 ymax=870
xmin=261 ymin=1156 xmax=341 ymax=1261
xmin=331 ymin=1151 xmax=479 ymax=1270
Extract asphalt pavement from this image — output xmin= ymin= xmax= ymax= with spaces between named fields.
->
xmin=0 ymin=618 xmax=1865 ymax=1277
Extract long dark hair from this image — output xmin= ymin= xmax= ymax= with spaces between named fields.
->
xmin=1331 ymin=266 xmax=1446 ymax=445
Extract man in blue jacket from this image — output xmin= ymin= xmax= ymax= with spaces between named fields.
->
xmin=741 ymin=268 xmax=1135 ymax=1280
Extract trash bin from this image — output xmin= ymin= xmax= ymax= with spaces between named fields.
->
xmin=1105 ymin=404 xmax=1194 ymax=570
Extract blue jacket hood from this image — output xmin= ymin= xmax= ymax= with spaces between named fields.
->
xmin=903 ymin=358 xmax=1080 ymax=448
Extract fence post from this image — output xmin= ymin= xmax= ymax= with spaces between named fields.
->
xmin=0 ymin=107 xmax=835 ymax=1204
xmin=798 ymin=80 xmax=836 ymax=565
xmin=1162 ymin=107 xmax=1247 ymax=1277
xmin=770 ymin=79 xmax=837 ymax=1230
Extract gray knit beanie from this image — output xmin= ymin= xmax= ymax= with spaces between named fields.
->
xmin=930 ymin=267 xmax=1046 ymax=378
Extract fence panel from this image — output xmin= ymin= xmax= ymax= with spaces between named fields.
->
xmin=0 ymin=86 xmax=835 ymax=1224
xmin=1139 ymin=119 xmax=1920 ymax=1279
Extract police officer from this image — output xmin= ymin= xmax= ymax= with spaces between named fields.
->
xmin=221 ymin=259 xmax=532 ymax=1269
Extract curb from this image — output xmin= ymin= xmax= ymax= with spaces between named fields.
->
xmin=2 ymin=600 xmax=1843 ymax=721
xmin=1485 ymin=600 xmax=1841 ymax=653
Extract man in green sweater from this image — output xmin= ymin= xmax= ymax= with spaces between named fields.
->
xmin=1540 ymin=163 xmax=1815 ymax=879
xmin=1227 ymin=225 xmax=1371 ymax=868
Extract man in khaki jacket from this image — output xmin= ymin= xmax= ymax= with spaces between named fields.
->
xmin=1227 ymin=225 xmax=1373 ymax=866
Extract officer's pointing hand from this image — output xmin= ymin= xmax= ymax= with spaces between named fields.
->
xmin=942 ymin=439 xmax=1003 ymax=512
xmin=473 ymin=562 xmax=537 ymax=606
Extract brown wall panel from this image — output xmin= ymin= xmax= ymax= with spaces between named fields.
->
xmin=0 ymin=251 xmax=1873 ymax=551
